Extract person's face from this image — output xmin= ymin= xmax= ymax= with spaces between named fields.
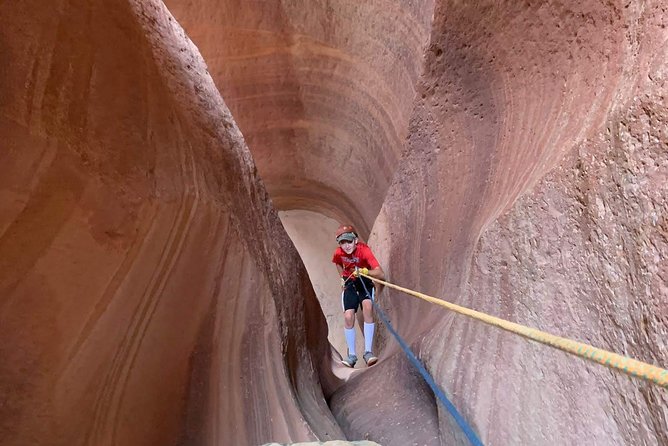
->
xmin=339 ymin=239 xmax=357 ymax=254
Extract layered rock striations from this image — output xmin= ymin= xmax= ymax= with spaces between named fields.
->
xmin=1 ymin=1 xmax=667 ymax=445
xmin=458 ymin=86 xmax=668 ymax=444
xmin=0 ymin=1 xmax=340 ymax=445
xmin=162 ymin=0 xmax=436 ymax=234
xmin=369 ymin=1 xmax=668 ymax=444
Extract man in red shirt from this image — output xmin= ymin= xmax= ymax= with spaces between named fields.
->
xmin=332 ymin=224 xmax=385 ymax=368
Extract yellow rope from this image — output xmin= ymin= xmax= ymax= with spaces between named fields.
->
xmin=363 ymin=274 xmax=668 ymax=389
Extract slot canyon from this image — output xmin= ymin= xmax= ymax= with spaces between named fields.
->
xmin=1 ymin=1 xmax=667 ymax=445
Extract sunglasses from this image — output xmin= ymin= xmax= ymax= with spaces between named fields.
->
xmin=338 ymin=239 xmax=354 ymax=246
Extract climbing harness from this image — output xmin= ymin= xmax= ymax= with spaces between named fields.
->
xmin=356 ymin=268 xmax=484 ymax=446
xmin=361 ymin=273 xmax=668 ymax=389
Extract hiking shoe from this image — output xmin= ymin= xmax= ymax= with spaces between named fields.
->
xmin=363 ymin=351 xmax=378 ymax=366
xmin=341 ymin=354 xmax=357 ymax=368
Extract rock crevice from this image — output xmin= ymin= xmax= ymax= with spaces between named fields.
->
xmin=1 ymin=1 xmax=666 ymax=445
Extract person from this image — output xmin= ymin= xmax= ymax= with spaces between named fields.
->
xmin=331 ymin=224 xmax=385 ymax=368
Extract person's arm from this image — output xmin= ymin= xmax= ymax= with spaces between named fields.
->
xmin=366 ymin=265 xmax=384 ymax=280
xmin=336 ymin=264 xmax=346 ymax=287
xmin=367 ymin=265 xmax=384 ymax=295
xmin=361 ymin=246 xmax=384 ymax=294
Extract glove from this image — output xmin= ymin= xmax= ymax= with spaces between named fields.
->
xmin=353 ymin=267 xmax=369 ymax=277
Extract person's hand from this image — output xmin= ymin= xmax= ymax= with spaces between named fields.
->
xmin=340 ymin=277 xmax=346 ymax=287
xmin=353 ymin=267 xmax=369 ymax=277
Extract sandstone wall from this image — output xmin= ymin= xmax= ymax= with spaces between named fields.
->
xmin=451 ymin=87 xmax=668 ymax=444
xmin=0 ymin=1 xmax=340 ymax=444
xmin=364 ymin=1 xmax=667 ymax=444
xmin=162 ymin=0 xmax=436 ymax=234
xmin=1 ymin=0 xmax=666 ymax=445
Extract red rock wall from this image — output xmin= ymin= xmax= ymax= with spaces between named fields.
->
xmin=162 ymin=0 xmax=435 ymax=235
xmin=365 ymin=0 xmax=667 ymax=444
xmin=455 ymin=87 xmax=668 ymax=444
xmin=2 ymin=0 xmax=666 ymax=445
xmin=0 ymin=1 xmax=340 ymax=444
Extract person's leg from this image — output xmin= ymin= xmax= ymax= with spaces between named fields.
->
xmin=361 ymin=299 xmax=374 ymax=351
xmin=358 ymin=280 xmax=377 ymax=365
xmin=342 ymin=286 xmax=360 ymax=366
xmin=354 ymin=277 xmax=374 ymax=322
xmin=361 ymin=295 xmax=373 ymax=323
xmin=344 ymin=309 xmax=356 ymax=355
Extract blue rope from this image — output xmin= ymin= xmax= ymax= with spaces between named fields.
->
xmin=357 ymin=273 xmax=483 ymax=446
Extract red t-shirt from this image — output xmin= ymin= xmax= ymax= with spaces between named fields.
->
xmin=332 ymin=242 xmax=380 ymax=279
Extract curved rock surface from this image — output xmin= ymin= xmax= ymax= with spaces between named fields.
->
xmin=162 ymin=0 xmax=436 ymax=233
xmin=371 ymin=1 xmax=668 ymax=444
xmin=0 ymin=1 xmax=339 ymax=445
xmin=1 ymin=1 xmax=667 ymax=446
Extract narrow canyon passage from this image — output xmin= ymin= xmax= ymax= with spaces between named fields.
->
xmin=1 ymin=1 xmax=667 ymax=445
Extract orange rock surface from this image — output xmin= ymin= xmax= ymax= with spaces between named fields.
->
xmin=1 ymin=1 xmax=666 ymax=445
xmin=0 ymin=1 xmax=338 ymax=444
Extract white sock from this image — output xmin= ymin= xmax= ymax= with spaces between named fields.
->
xmin=345 ymin=327 xmax=356 ymax=356
xmin=364 ymin=322 xmax=375 ymax=353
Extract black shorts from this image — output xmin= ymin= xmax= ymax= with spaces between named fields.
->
xmin=341 ymin=276 xmax=375 ymax=312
